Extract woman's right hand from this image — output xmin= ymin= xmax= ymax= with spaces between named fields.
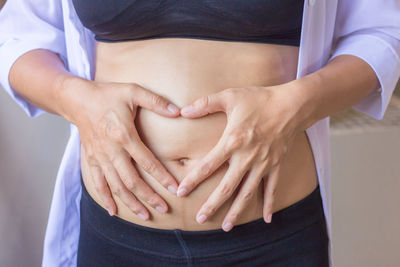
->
xmin=59 ymin=76 xmax=181 ymax=220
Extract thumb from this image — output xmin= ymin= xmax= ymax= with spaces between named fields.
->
xmin=130 ymin=83 xmax=180 ymax=117
xmin=180 ymin=92 xmax=226 ymax=118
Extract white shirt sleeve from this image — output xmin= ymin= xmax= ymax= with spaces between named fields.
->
xmin=0 ymin=0 xmax=67 ymax=117
xmin=328 ymin=0 xmax=400 ymax=120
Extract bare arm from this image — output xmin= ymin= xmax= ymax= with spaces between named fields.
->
xmin=175 ymin=54 xmax=382 ymax=229
xmin=294 ymin=54 xmax=380 ymax=131
xmin=0 ymin=0 xmax=6 ymax=9
xmin=9 ymin=49 xmax=75 ymax=121
xmin=9 ymin=48 xmax=182 ymax=219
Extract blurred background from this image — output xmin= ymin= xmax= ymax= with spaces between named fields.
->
xmin=0 ymin=0 xmax=399 ymax=266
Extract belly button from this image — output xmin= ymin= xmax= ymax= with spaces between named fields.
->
xmin=174 ymin=157 xmax=190 ymax=166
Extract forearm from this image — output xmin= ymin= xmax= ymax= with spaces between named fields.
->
xmin=292 ymin=55 xmax=380 ymax=130
xmin=8 ymin=48 xmax=84 ymax=122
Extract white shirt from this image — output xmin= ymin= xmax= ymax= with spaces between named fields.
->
xmin=1 ymin=0 xmax=399 ymax=266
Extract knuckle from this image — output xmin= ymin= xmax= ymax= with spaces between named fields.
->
xmin=242 ymin=190 xmax=254 ymax=202
xmin=220 ymin=183 xmax=233 ymax=197
xmin=245 ymin=127 xmax=256 ymax=141
xmin=111 ymin=186 xmax=123 ymax=196
xmin=124 ymin=178 xmax=138 ymax=191
xmin=197 ymin=95 xmax=209 ymax=108
xmin=109 ymin=154 xmax=122 ymax=167
xmin=102 ymin=163 xmax=115 ymax=175
xmin=150 ymin=94 xmax=164 ymax=107
xmin=131 ymin=206 xmax=141 ymax=215
xmin=199 ymin=162 xmax=212 ymax=177
xmin=84 ymin=145 xmax=96 ymax=159
xmin=127 ymin=199 xmax=144 ymax=215
xmin=226 ymin=132 xmax=244 ymax=151
xmin=271 ymin=157 xmax=280 ymax=167
xmin=204 ymin=205 xmax=217 ymax=215
xmin=141 ymin=159 xmax=157 ymax=174
xmin=98 ymin=111 xmax=116 ymax=134
xmin=159 ymin=177 xmax=171 ymax=188
xmin=259 ymin=147 xmax=270 ymax=163
xmin=111 ymin=127 xmax=129 ymax=145
xmin=100 ymin=111 xmax=130 ymax=145
xmin=147 ymin=194 xmax=160 ymax=207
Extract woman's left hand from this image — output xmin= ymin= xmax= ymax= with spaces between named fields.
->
xmin=176 ymin=82 xmax=309 ymax=232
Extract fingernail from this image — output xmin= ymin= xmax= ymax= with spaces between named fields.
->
xmin=156 ymin=205 xmax=166 ymax=214
xmin=107 ymin=205 xmax=115 ymax=216
xmin=167 ymin=104 xmax=179 ymax=114
xmin=197 ymin=214 xmax=207 ymax=224
xmin=181 ymin=105 xmax=193 ymax=115
xmin=168 ymin=185 xmax=177 ymax=194
xmin=266 ymin=214 xmax=272 ymax=223
xmin=223 ymin=222 xmax=233 ymax=231
xmin=177 ymin=187 xmax=187 ymax=197
xmin=138 ymin=212 xmax=148 ymax=221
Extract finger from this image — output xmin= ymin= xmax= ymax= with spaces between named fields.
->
xmin=129 ymin=83 xmax=180 ymax=117
xmin=221 ymin=165 xmax=265 ymax=232
xmin=263 ymin=165 xmax=281 ymax=223
xmin=90 ymin=163 xmax=117 ymax=216
xmin=81 ymin=144 xmax=117 ymax=216
xmin=98 ymin=154 xmax=150 ymax=221
xmin=111 ymin=151 xmax=169 ymax=214
xmin=180 ymin=91 xmax=227 ymax=118
xmin=176 ymin=130 xmax=232 ymax=197
xmin=126 ymin=129 xmax=179 ymax=195
xmin=100 ymin=102 xmax=179 ymax=195
xmin=195 ymin=155 xmax=251 ymax=224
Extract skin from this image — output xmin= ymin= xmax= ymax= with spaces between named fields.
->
xmin=9 ymin=49 xmax=181 ymax=219
xmin=80 ymin=38 xmax=319 ymax=230
xmin=9 ymin=38 xmax=378 ymax=232
xmin=176 ymin=55 xmax=379 ymax=231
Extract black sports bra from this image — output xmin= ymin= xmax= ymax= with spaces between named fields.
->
xmin=72 ymin=0 xmax=304 ymax=46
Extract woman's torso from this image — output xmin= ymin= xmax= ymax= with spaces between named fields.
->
xmin=80 ymin=37 xmax=319 ymax=231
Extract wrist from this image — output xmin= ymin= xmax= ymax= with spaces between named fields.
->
xmin=54 ymin=73 xmax=91 ymax=124
xmin=285 ymin=73 xmax=323 ymax=131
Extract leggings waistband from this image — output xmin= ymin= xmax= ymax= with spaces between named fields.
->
xmin=79 ymin=179 xmax=325 ymax=260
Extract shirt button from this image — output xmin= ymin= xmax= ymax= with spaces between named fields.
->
xmin=309 ymin=0 xmax=316 ymax=6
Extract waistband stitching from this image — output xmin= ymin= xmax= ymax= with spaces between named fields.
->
xmin=174 ymin=230 xmax=194 ymax=267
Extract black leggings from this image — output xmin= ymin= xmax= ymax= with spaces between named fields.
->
xmin=77 ymin=178 xmax=329 ymax=267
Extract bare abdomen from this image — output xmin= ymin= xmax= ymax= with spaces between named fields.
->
xmin=81 ymin=38 xmax=318 ymax=230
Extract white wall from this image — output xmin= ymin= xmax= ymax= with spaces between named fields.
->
xmin=0 ymin=87 xmax=69 ymax=267
xmin=331 ymin=128 xmax=400 ymax=267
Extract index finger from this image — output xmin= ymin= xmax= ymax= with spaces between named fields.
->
xmin=126 ymin=128 xmax=179 ymax=195
xmin=176 ymin=130 xmax=232 ymax=197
